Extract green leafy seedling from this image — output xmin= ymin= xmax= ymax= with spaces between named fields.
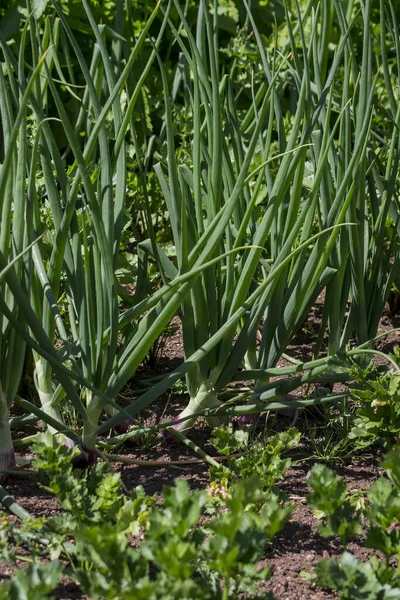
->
xmin=210 ymin=425 xmax=301 ymax=494
xmin=307 ymin=464 xmax=362 ymax=547
xmin=349 ymin=361 xmax=400 ymax=450
xmin=0 ymin=562 xmax=63 ymax=600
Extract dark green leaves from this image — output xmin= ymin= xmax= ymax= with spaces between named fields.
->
xmin=307 ymin=464 xmax=362 ymax=546
xmin=307 ymin=447 xmax=400 ymax=598
xmin=348 ymin=361 xmax=400 ymax=449
xmin=0 ymin=562 xmax=63 ymax=600
xmin=210 ymin=426 xmax=301 ymax=491
xmin=32 ymin=434 xmax=124 ymax=523
xmin=316 ymin=552 xmax=400 ymax=600
xmin=2 ymin=435 xmax=284 ymax=600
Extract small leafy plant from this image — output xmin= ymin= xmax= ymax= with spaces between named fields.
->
xmin=306 ymin=446 xmax=400 ymax=599
xmin=307 ymin=463 xmax=363 ymax=547
xmin=209 ymin=425 xmax=301 ymax=494
xmin=348 ymin=355 xmax=400 ymax=450
xmin=0 ymin=562 xmax=63 ymax=600
xmin=32 ymin=434 xmax=126 ymax=525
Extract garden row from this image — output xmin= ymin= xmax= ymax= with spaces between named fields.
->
xmin=0 ymin=0 xmax=400 ymax=597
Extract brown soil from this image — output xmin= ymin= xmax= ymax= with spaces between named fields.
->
xmin=1 ymin=302 xmax=399 ymax=599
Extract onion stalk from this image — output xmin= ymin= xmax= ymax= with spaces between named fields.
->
xmin=0 ymin=386 xmax=15 ymax=475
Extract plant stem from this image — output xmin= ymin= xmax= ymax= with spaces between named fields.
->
xmin=0 ymin=385 xmax=15 ymax=475
xmin=222 ymin=579 xmax=230 ymax=600
xmin=82 ymin=391 xmax=103 ymax=450
xmin=34 ymin=358 xmax=70 ymax=441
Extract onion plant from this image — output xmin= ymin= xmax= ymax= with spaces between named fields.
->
xmin=0 ymin=19 xmax=47 ymax=473
xmin=0 ymin=0 xmax=183 ymax=457
xmin=231 ymin=0 xmax=400 ymax=412
xmin=133 ymin=0 xmax=368 ymax=433
xmin=101 ymin=0 xmax=399 ymax=437
xmin=19 ymin=0 xmax=193 ymax=453
xmin=310 ymin=0 xmax=400 ymax=357
xmin=0 ymin=0 xmax=258 ymax=458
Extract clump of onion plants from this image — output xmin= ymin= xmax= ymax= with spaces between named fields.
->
xmin=1 ymin=0 xmax=399 ymax=465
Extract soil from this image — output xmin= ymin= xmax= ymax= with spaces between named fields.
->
xmin=0 ymin=301 xmax=399 ymax=599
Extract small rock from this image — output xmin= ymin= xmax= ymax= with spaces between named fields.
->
xmin=304 ymin=552 xmax=316 ymax=561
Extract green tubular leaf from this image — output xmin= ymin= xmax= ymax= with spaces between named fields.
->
xmin=0 ymin=44 xmax=49 ymax=220
xmin=15 ymin=396 xmax=79 ymax=444
xmin=0 ymin=484 xmax=31 ymax=519
xmin=0 ymin=237 xmax=43 ymax=284
xmin=155 ymin=51 xmax=184 ymax=268
xmin=241 ymin=0 xmax=285 ymax=147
